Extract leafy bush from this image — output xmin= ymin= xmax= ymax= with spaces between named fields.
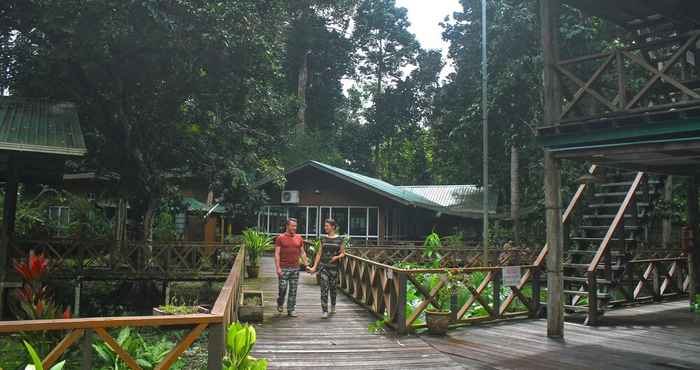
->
xmin=12 ymin=253 xmax=70 ymax=321
xmin=153 ymin=213 xmax=179 ymax=242
xmin=93 ymin=327 xmax=183 ymax=369
xmin=242 ymin=229 xmax=274 ymax=267
xmin=223 ymin=322 xmax=267 ymax=370
xmin=23 ymin=340 xmax=65 ymax=370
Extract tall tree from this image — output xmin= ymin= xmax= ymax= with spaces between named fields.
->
xmin=1 ymin=0 xmax=293 ymax=239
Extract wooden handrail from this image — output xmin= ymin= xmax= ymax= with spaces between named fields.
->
xmin=0 ymin=244 xmax=246 ymax=369
xmin=588 ymin=172 xmax=645 ymax=272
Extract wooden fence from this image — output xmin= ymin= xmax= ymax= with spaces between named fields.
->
xmin=0 ymin=245 xmax=246 ymax=369
xmin=338 ymin=253 xmax=541 ymax=334
xmin=554 ymin=31 xmax=700 ymax=126
xmin=10 ymin=240 xmax=238 ymax=280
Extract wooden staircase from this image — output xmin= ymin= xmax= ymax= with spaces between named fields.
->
xmin=561 ymin=168 xmax=664 ymax=324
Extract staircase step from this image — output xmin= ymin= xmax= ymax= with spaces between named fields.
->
xmin=563 ymin=276 xmax=612 ymax=284
xmin=588 ymin=202 xmax=650 ymax=209
xmin=580 ymin=225 xmax=641 ymax=231
xmin=563 ymin=263 xmax=625 ymax=271
xmin=582 ymin=214 xmax=641 ymax=220
xmin=563 ymin=290 xmax=612 ymax=298
xmin=593 ymin=191 xmax=656 ymax=197
xmin=571 ymin=237 xmax=636 ymax=242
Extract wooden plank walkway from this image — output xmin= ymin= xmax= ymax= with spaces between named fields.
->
xmin=423 ymin=301 xmax=700 ymax=370
xmin=245 ymin=257 xmax=699 ymax=369
xmin=244 ymin=257 xmax=462 ymax=369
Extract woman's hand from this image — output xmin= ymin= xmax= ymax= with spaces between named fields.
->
xmin=307 ymin=266 xmax=316 ymax=273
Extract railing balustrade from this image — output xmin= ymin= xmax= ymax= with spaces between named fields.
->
xmin=0 ymin=245 xmax=245 ymax=369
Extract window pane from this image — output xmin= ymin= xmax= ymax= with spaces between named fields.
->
xmin=269 ymin=207 xmax=286 ymax=234
xmin=332 ymin=207 xmax=349 ymax=235
xmin=320 ymin=207 xmax=331 ymax=234
xmin=350 ymin=208 xmax=367 ymax=236
xmin=308 ymin=207 xmax=318 ymax=236
xmin=368 ymin=208 xmax=378 ymax=236
xmin=288 ymin=207 xmax=307 ymax=235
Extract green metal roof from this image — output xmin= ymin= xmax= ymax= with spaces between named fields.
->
xmin=0 ymin=97 xmax=87 ymax=156
xmin=257 ymin=161 xmax=492 ymax=218
xmin=399 ymin=185 xmax=497 ymax=214
xmin=183 ymin=197 xmax=226 ymax=215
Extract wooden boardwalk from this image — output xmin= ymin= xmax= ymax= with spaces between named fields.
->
xmin=423 ymin=301 xmax=700 ymax=370
xmin=244 ymin=257 xmax=462 ymax=369
xmin=245 ymin=257 xmax=700 ymax=370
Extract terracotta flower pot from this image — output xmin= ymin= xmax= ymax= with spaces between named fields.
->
xmin=425 ymin=310 xmax=451 ymax=335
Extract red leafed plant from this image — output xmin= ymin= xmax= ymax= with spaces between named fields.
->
xmin=12 ymin=253 xmax=70 ymax=320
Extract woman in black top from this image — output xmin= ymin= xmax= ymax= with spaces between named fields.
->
xmin=308 ymin=219 xmax=346 ymax=318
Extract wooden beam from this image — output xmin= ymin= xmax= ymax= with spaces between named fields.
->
xmin=688 ymin=176 xmax=698 ymax=311
xmin=1 ymin=156 xmax=18 ymax=275
xmin=544 ymin=152 xmax=564 ymax=338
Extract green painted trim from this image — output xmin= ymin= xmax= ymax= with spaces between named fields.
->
xmin=550 ymin=136 xmax=700 ymax=153
xmin=539 ymin=119 xmax=700 ymax=148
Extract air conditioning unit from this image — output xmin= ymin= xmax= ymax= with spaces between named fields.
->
xmin=281 ymin=190 xmax=300 ymax=204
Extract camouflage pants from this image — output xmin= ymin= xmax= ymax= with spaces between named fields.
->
xmin=319 ymin=266 xmax=338 ymax=312
xmin=277 ymin=268 xmax=299 ymax=313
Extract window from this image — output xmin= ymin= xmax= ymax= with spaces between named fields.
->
xmin=288 ymin=207 xmax=307 ymax=235
xmin=308 ymin=207 xmax=318 ymax=235
xmin=350 ymin=208 xmax=367 ymax=236
xmin=368 ymin=208 xmax=379 ymax=237
xmin=257 ymin=206 xmax=379 ymax=239
xmin=331 ymin=207 xmax=349 ymax=235
xmin=268 ymin=207 xmax=287 ymax=234
xmin=48 ymin=206 xmax=71 ymax=226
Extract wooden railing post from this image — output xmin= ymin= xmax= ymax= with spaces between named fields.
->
xmin=652 ymin=261 xmax=661 ymax=301
xmin=492 ymin=270 xmax=502 ymax=320
xmin=81 ymin=329 xmax=93 ymax=370
xmin=587 ymin=271 xmax=598 ymax=326
xmin=207 ymin=323 xmax=225 ymax=370
xmin=531 ymin=268 xmax=542 ymax=318
xmin=395 ymin=271 xmax=408 ymax=334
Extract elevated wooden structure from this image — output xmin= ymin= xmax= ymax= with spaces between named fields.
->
xmin=540 ymin=0 xmax=700 ymax=337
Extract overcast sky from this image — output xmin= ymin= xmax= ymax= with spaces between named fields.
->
xmin=395 ymin=0 xmax=462 ymax=52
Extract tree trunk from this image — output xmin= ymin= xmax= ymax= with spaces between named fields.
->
xmin=143 ymin=196 xmax=159 ymax=244
xmin=296 ymin=50 xmax=310 ymax=132
xmin=510 ymin=143 xmax=521 ymax=245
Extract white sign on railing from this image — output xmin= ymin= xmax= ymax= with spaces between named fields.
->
xmin=502 ymin=266 xmax=521 ymax=287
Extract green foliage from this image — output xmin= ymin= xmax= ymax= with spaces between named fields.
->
xmin=422 ymin=232 xmax=442 ymax=268
xmin=367 ymin=316 xmax=388 ymax=334
xmin=153 ymin=213 xmax=179 ymax=242
xmin=155 ymin=304 xmax=200 ymax=315
xmin=92 ymin=327 xmax=182 ymax=370
xmin=22 ymin=340 xmax=66 ymax=370
xmin=223 ymin=322 xmax=268 ymax=370
xmin=242 ymin=229 xmax=274 ymax=266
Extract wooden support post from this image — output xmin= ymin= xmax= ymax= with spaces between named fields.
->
xmin=1 ymin=156 xmax=19 ymax=276
xmin=652 ymin=262 xmax=661 ymax=301
xmin=688 ymin=176 xmax=698 ymax=311
xmin=81 ymin=329 xmax=93 ymax=370
xmin=74 ymin=281 xmax=82 ymax=317
xmin=587 ymin=271 xmax=598 ymax=326
xmin=541 ymin=0 xmax=563 ymax=338
xmin=450 ymin=289 xmax=458 ymax=324
xmin=492 ymin=270 xmax=502 ymax=320
xmin=544 ymin=152 xmax=564 ymax=337
xmin=531 ymin=268 xmax=542 ymax=318
xmin=662 ymin=176 xmax=674 ymax=249
xmin=163 ymin=281 xmax=171 ymax=305
xmin=207 ymin=323 xmax=225 ymax=370
xmin=396 ymin=271 xmax=408 ymax=334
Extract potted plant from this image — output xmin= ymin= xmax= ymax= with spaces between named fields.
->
xmin=239 ymin=290 xmax=264 ymax=322
xmin=242 ymin=229 xmax=274 ymax=278
xmin=425 ymin=269 xmax=460 ymax=335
